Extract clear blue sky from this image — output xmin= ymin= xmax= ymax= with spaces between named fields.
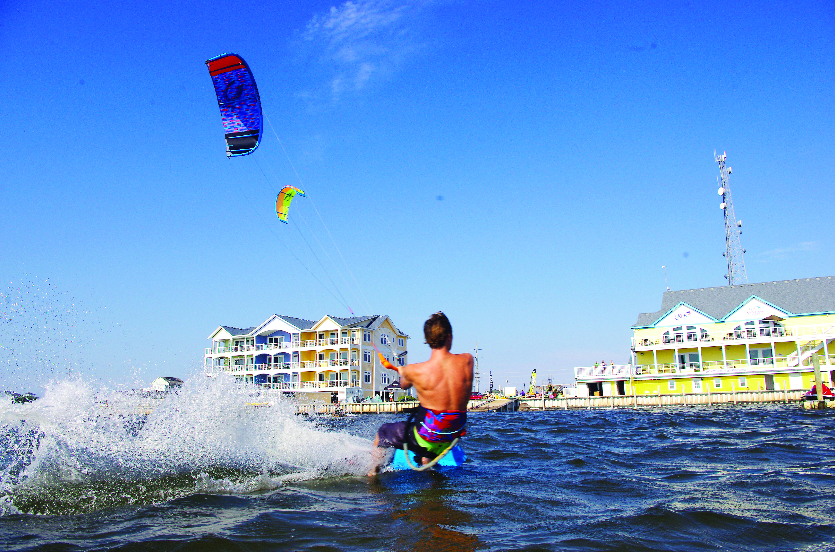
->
xmin=1 ymin=0 xmax=833 ymax=393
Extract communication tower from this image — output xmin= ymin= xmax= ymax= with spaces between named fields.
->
xmin=472 ymin=343 xmax=482 ymax=393
xmin=715 ymin=151 xmax=748 ymax=285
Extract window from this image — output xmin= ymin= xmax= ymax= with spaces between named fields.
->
xmin=678 ymin=352 xmax=700 ymax=371
xmin=268 ymin=336 xmax=284 ymax=347
xmin=364 ymin=331 xmax=371 ymax=343
xmin=749 ymin=347 xmax=774 ymax=365
xmin=668 ymin=380 xmax=677 ymax=391
xmin=398 ymin=337 xmax=405 ymax=347
xmin=714 ymin=378 xmax=722 ymax=389
xmin=381 ymin=373 xmax=390 ymax=385
xmin=738 ymin=376 xmax=747 ymax=388
xmin=693 ymin=379 xmax=703 ymax=392
xmin=364 ymin=371 xmax=371 ymax=384
xmin=734 ymin=319 xmax=784 ymax=339
xmin=380 ymin=334 xmax=389 ymax=345
xmin=663 ymin=326 xmax=709 ymax=343
xmin=363 ymin=350 xmax=371 ymax=363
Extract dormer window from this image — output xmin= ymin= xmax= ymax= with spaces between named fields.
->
xmin=663 ymin=326 xmax=708 ymax=343
xmin=733 ymin=319 xmax=784 ymax=338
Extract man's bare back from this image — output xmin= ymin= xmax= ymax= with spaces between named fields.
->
xmin=398 ymin=339 xmax=473 ymax=412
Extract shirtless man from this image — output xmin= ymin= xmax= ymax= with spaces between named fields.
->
xmin=370 ymin=312 xmax=474 ymax=472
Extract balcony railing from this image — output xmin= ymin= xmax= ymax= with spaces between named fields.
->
xmin=206 ymin=338 xmax=364 ymax=356
xmin=210 ymin=361 xmax=360 ymax=374
xmin=574 ymin=364 xmax=632 ymax=379
xmin=632 ymin=323 xmax=835 ymax=349
xmin=300 ymin=380 xmax=351 ymax=389
xmin=255 ymin=380 xmax=357 ymax=391
xmin=576 ymin=353 xmax=835 ymax=379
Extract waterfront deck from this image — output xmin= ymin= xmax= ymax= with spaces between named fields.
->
xmin=291 ymin=390 xmax=803 ymax=415
xmin=520 ymin=389 xmax=803 ymax=410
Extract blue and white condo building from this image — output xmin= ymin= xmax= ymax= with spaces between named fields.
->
xmin=204 ymin=314 xmax=408 ymax=402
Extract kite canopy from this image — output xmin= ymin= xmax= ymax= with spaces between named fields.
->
xmin=276 ymin=186 xmax=305 ymax=223
xmin=206 ymin=53 xmax=263 ymax=157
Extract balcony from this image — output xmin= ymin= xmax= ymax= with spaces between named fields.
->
xmin=632 ymin=322 xmax=835 ymax=350
xmin=210 ymin=361 xmax=359 ymax=374
xmin=574 ymin=364 xmax=632 ymax=379
xmin=254 ymin=380 xmax=356 ymax=391
xmin=206 ymin=338 xmax=364 ymax=356
xmin=576 ymin=353 xmax=835 ymax=380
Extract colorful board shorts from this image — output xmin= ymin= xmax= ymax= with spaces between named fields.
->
xmin=376 ymin=406 xmax=467 ymax=458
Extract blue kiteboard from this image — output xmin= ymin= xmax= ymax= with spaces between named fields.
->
xmin=389 ymin=445 xmax=467 ymax=471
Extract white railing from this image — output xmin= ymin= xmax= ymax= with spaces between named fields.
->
xmin=255 ymin=381 xmax=350 ymax=390
xmin=574 ymin=364 xmax=632 ymax=378
xmin=632 ymin=323 xmax=835 ymax=349
xmin=205 ymin=340 xmax=366 ymax=356
xmin=300 ymin=380 xmax=351 ymax=389
xmin=576 ymin=354 xmax=835 ymax=379
xmin=209 ymin=361 xmax=364 ymax=373
xmin=207 ymin=339 xmax=366 ymax=356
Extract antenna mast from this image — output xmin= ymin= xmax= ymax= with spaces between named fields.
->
xmin=715 ymin=151 xmax=748 ymax=285
xmin=472 ymin=343 xmax=482 ymax=393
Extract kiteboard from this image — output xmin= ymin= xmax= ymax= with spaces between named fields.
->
xmin=389 ymin=445 xmax=467 ymax=471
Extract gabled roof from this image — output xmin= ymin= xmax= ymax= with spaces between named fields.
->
xmin=275 ymin=314 xmax=317 ymax=330
xmin=633 ymin=276 xmax=835 ymax=328
xmin=210 ymin=314 xmax=408 ymax=340
xmin=330 ymin=315 xmax=381 ymax=328
xmin=335 ymin=314 xmax=407 ymax=336
xmin=253 ymin=314 xmax=316 ymax=333
xmin=221 ymin=326 xmax=255 ymax=336
xmin=651 ymin=302 xmax=718 ymax=327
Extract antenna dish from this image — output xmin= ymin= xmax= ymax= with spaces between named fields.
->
xmin=718 ymin=187 xmax=725 ymax=195
xmin=720 ymin=202 xmax=726 ymax=209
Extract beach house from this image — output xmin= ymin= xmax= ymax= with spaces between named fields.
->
xmin=575 ymin=277 xmax=835 ymax=397
xmin=204 ymin=314 xmax=408 ymax=402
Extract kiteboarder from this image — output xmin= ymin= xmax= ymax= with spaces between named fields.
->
xmin=369 ymin=312 xmax=474 ymax=474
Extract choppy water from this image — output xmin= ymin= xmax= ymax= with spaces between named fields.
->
xmin=2 ymin=377 xmax=835 ymax=551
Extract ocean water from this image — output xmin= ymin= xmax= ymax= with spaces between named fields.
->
xmin=2 ymin=377 xmax=835 ymax=552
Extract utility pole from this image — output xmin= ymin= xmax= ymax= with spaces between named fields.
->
xmin=715 ymin=151 xmax=748 ymax=285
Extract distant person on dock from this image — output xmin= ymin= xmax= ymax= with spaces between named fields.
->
xmin=369 ymin=312 xmax=474 ymax=474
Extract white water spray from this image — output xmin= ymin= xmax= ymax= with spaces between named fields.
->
xmin=1 ymin=374 xmax=380 ymax=515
